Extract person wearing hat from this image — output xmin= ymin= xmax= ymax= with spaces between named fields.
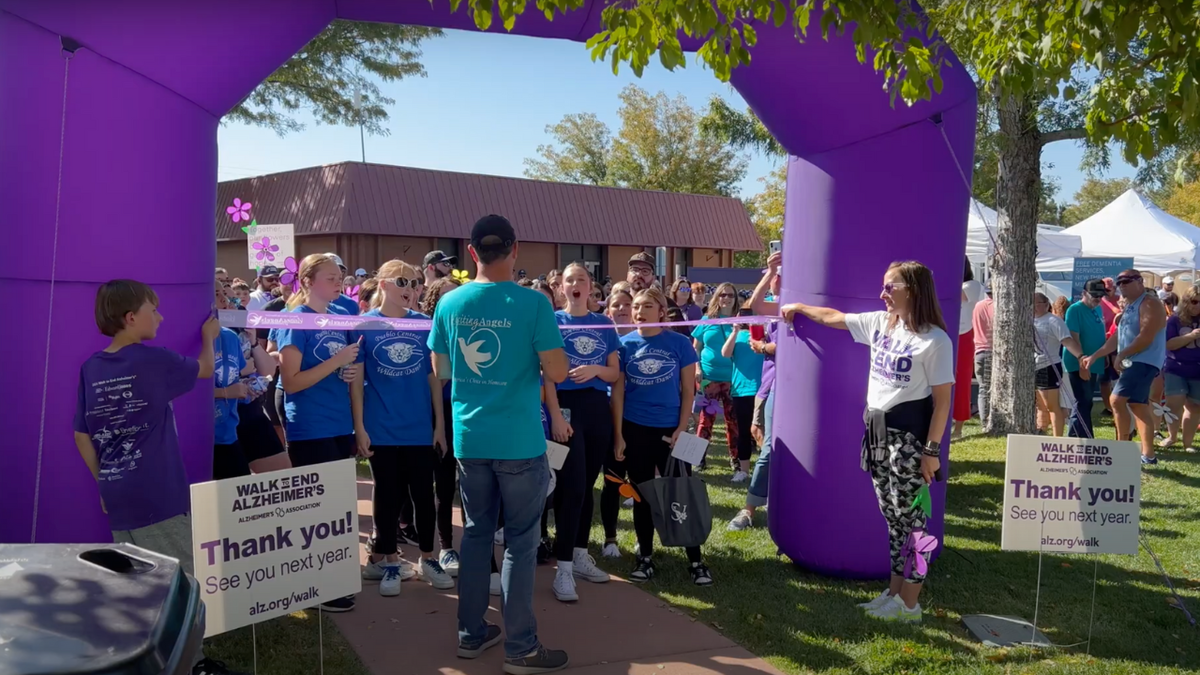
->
xmin=355 ymin=268 xmax=369 ymax=283
xmin=1081 ymin=269 xmax=1168 ymax=465
xmin=1159 ymin=275 xmax=1176 ymax=301
xmin=324 ymin=252 xmax=361 ymax=315
xmin=428 ymin=214 xmax=569 ymax=671
xmin=248 ymin=265 xmax=280 ymax=311
xmin=424 ymin=250 xmax=458 ymax=286
xmin=626 ymin=252 xmax=657 ymax=293
xmin=1063 ymin=279 xmax=1108 ymax=438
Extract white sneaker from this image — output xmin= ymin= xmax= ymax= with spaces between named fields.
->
xmin=623 ymin=497 xmax=634 ymax=507
xmin=1187 ymin=446 xmax=1198 ymax=454
xmin=363 ymin=558 xmax=415 ymax=581
xmin=601 ymin=542 xmax=621 ymax=558
xmin=727 ymin=509 xmax=753 ymax=531
xmin=731 ymin=470 xmax=749 ymax=483
xmin=553 ymin=567 xmax=578 ymax=602
xmin=489 ymin=572 xmax=502 ymax=596
xmin=857 ymin=589 xmax=893 ymax=610
xmin=379 ymin=563 xmax=402 ymax=597
xmin=572 ymin=549 xmax=610 ymax=583
xmin=494 ymin=528 xmax=505 ymax=545
xmin=439 ymin=549 xmax=460 ymax=578
xmin=866 ymin=595 xmax=922 ymax=623
xmin=421 ymin=558 xmax=456 ymax=590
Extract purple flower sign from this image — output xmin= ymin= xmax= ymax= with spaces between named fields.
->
xmin=226 ymin=198 xmax=252 ymax=223
xmin=252 ymin=236 xmax=279 ymax=262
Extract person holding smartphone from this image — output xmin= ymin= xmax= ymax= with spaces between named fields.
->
xmin=781 ymin=261 xmax=953 ymax=623
xmin=351 ymin=260 xmax=453 ymax=596
xmin=720 ymin=306 xmax=765 ymax=481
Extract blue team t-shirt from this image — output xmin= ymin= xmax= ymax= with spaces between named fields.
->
xmin=275 ymin=305 xmax=358 ymax=441
xmin=691 ymin=323 xmax=733 ymax=383
xmin=619 ymin=330 xmax=699 ymax=429
xmin=555 ymin=310 xmax=619 ymax=392
xmin=730 ymin=330 xmax=765 ymax=398
xmin=428 ymin=281 xmax=564 ymax=460
xmin=214 ymin=328 xmax=246 ymax=445
xmin=351 ymin=309 xmax=434 ymax=446
xmin=330 ymin=293 xmax=360 ymax=316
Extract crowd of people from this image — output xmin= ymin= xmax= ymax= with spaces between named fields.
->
xmin=75 ymin=214 xmax=971 ymax=674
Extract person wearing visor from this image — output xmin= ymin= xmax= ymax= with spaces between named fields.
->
xmin=1081 ymin=270 xmax=1167 ymax=465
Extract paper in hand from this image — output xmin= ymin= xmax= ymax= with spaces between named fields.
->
xmin=545 ymin=440 xmax=570 ymax=471
xmin=669 ymin=432 xmax=709 ymax=466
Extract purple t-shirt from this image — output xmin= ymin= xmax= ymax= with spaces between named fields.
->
xmin=757 ymin=322 xmax=778 ymax=399
xmin=1165 ymin=315 xmax=1200 ymax=380
xmin=73 ymin=344 xmax=200 ymax=531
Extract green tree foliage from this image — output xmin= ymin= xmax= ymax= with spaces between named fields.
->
xmin=1060 ymin=177 xmax=1137 ymax=225
xmin=1164 ymin=180 xmax=1200 ymax=227
xmin=737 ymin=165 xmax=786 ymax=268
xmin=524 ymin=85 xmax=748 ymax=197
xmin=227 ymin=21 xmax=442 ymax=135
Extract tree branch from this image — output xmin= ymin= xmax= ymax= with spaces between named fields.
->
xmin=1039 ymin=127 xmax=1087 ymax=145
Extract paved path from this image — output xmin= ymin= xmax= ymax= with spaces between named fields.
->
xmin=331 ymin=480 xmax=784 ymax=675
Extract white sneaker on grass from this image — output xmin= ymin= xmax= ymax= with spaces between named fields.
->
xmin=731 ymin=470 xmax=749 ymax=483
xmin=572 ymin=549 xmax=610 ymax=583
xmin=866 ymin=595 xmax=922 ymax=623
xmin=553 ymin=566 xmax=578 ymax=602
xmin=421 ymin=558 xmax=456 ymax=590
xmin=489 ymin=572 xmax=502 ymax=596
xmin=363 ymin=558 xmax=415 ymax=581
xmin=857 ymin=589 xmax=893 ymax=610
xmin=379 ymin=564 xmax=402 ymax=597
xmin=601 ymin=542 xmax=621 ymax=558
xmin=623 ymin=497 xmax=634 ymax=507
xmin=728 ymin=509 xmax=753 ymax=531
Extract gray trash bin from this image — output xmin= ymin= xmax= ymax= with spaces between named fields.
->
xmin=0 ymin=543 xmax=204 ymax=675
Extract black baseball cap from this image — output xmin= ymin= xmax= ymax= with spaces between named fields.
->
xmin=258 ymin=265 xmax=280 ymax=278
xmin=471 ymin=214 xmax=516 ymax=251
xmin=423 ymin=250 xmax=458 ymax=267
xmin=517 ymin=269 xmax=527 ymax=278
xmin=1085 ymin=279 xmax=1107 ymax=297
xmin=628 ymin=251 xmax=655 ymax=271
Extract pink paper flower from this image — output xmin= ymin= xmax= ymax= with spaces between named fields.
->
xmin=227 ymin=198 xmax=252 ymax=223
xmin=280 ymin=257 xmax=300 ymax=292
xmin=348 ymin=284 xmax=361 ymax=303
xmin=252 ymin=237 xmax=280 ymax=262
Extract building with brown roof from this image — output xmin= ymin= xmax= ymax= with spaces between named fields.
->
xmin=216 ymin=162 xmax=762 ymax=283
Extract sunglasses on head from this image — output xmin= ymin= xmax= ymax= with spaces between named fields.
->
xmin=390 ymin=277 xmax=422 ymax=289
xmin=882 ymin=282 xmax=908 ymax=294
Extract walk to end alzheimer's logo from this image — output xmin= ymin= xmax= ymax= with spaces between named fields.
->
xmin=868 ymin=330 xmax=915 ymax=385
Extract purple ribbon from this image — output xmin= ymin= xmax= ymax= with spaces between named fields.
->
xmin=218 ymin=309 xmax=782 ymax=332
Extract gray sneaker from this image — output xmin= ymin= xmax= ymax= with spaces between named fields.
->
xmin=457 ymin=623 xmax=503 ymax=659
xmin=503 ymin=647 xmax=569 ymax=675
xmin=727 ymin=509 xmax=753 ymax=531
xmin=421 ymin=558 xmax=455 ymax=590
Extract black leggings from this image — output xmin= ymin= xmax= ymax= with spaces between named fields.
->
xmin=213 ymin=441 xmax=250 ymax=480
xmin=288 ymin=434 xmax=354 ymax=468
xmin=732 ymin=395 xmax=757 ymax=462
xmin=601 ymin=446 xmax=627 ymax=540
xmin=623 ymin=419 xmax=702 ymax=563
xmin=436 ymin=399 xmax=457 ymax=550
xmin=368 ymin=446 xmax=438 ymax=555
xmin=551 ymin=388 xmax=612 ymax=561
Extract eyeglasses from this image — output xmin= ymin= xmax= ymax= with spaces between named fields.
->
xmin=390 ymin=278 xmax=423 ymax=289
xmin=678 ymin=287 xmax=691 ymax=294
xmin=882 ymin=282 xmax=908 ymax=294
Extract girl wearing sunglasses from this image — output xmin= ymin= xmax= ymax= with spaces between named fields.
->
xmin=670 ymin=278 xmax=702 ymax=322
xmin=351 ymin=260 xmax=453 ymax=596
xmin=782 ymin=261 xmax=953 ymax=624
xmin=692 ymin=281 xmax=740 ymax=474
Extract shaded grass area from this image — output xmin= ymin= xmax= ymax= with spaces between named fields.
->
xmin=206 ymin=609 xmax=371 ymax=675
xmin=587 ymin=419 xmax=1200 ymax=674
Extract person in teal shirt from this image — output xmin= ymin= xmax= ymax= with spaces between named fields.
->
xmin=691 ymin=281 xmax=739 ymax=470
xmin=427 ymin=214 xmax=570 ymax=672
xmin=1064 ymin=280 xmax=1108 ymax=438
xmin=721 ymin=321 xmax=765 ymax=481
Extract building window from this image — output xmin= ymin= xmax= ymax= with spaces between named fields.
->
xmin=560 ymin=244 xmax=603 ymax=279
xmin=674 ymin=248 xmax=692 ymax=279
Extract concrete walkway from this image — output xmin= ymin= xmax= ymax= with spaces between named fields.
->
xmin=331 ymin=480 xmax=784 ymax=675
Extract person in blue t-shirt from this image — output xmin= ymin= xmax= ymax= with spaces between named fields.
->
xmin=692 ymin=281 xmax=739 ymax=470
xmin=543 ymin=262 xmax=620 ymax=602
xmin=613 ymin=287 xmax=712 ymax=587
xmin=212 ymin=279 xmax=251 ymax=480
xmin=351 ymin=260 xmax=452 ymax=596
xmin=427 ymin=214 xmax=569 ymax=670
xmin=720 ymin=309 xmax=765 ymax=482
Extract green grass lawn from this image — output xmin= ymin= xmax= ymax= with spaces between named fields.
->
xmin=209 ymin=419 xmax=1199 ymax=674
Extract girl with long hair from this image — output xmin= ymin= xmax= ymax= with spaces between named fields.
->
xmin=1160 ymin=285 xmax=1200 ymax=452
xmin=613 ymin=287 xmax=712 ymax=586
xmin=542 ymin=262 xmax=620 ymax=601
xmin=351 ymin=260 xmax=452 ymax=595
xmin=1033 ymin=292 xmax=1084 ymax=437
xmin=599 ymin=282 xmax=636 ymax=556
xmin=276 ymin=253 xmax=363 ymax=613
xmin=782 ymin=261 xmax=954 ymax=622
xmin=719 ymin=303 xmax=765 ymax=483
xmin=670 ymin=278 xmax=702 ymax=322
xmin=692 ymin=281 xmax=740 ymax=474
xmin=606 ymin=283 xmax=635 ymax=337
xmin=691 ymin=282 xmax=708 ymax=312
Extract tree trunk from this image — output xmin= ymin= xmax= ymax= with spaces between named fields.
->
xmin=987 ymin=92 xmax=1041 ymax=435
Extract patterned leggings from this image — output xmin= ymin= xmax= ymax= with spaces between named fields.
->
xmin=697 ymin=381 xmax=739 ymax=463
xmin=866 ymin=430 xmax=930 ymax=583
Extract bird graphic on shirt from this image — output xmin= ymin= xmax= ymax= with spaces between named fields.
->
xmin=459 ymin=337 xmax=492 ymax=376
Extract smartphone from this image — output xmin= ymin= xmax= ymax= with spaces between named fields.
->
xmin=737 ymin=307 xmax=752 ymax=330
xmin=768 ymin=240 xmax=782 ymax=254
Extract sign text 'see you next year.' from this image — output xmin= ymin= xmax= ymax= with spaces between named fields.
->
xmin=1001 ymin=435 xmax=1141 ymax=556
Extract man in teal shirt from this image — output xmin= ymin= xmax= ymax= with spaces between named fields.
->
xmin=1064 ymin=279 xmax=1108 ymax=438
xmin=428 ymin=214 xmax=569 ymax=672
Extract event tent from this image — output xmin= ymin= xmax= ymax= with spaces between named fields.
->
xmin=1062 ymin=189 xmax=1200 ymax=273
xmin=965 ymin=200 xmax=1082 ymax=272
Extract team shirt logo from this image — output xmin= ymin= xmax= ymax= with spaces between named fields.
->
xmin=459 ymin=328 xmax=501 ymax=376
xmin=626 ymin=346 xmax=678 ymax=386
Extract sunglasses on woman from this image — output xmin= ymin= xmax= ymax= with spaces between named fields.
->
xmin=882 ymin=282 xmax=908 ymax=294
xmin=390 ymin=277 xmax=423 ymax=289
xmin=718 ymin=293 xmax=735 ymax=299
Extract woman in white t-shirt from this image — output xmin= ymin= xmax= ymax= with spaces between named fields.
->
xmin=954 ymin=260 xmax=986 ymax=439
xmin=782 ymin=261 xmax=953 ymax=624
xmin=1032 ymin=292 xmax=1084 ymax=437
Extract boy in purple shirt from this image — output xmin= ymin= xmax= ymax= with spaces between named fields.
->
xmin=72 ymin=280 xmax=242 ymax=675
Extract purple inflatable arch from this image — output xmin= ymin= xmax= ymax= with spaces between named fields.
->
xmin=0 ymin=1 xmax=975 ymax=577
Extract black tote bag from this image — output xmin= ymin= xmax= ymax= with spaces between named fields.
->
xmin=636 ymin=458 xmax=712 ymax=548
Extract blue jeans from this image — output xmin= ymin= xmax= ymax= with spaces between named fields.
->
xmin=1066 ymin=370 xmax=1095 ymax=439
xmin=457 ymin=455 xmax=549 ymax=658
xmin=747 ymin=389 xmax=774 ymax=508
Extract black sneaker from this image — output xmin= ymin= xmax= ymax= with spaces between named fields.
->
xmin=536 ymin=537 xmax=553 ymax=565
xmin=690 ymin=562 xmax=714 ymax=586
xmin=503 ymin=646 xmax=569 ymax=675
xmin=1101 ymin=408 xmax=1114 ymax=417
xmin=457 ymin=622 xmax=503 ymax=659
xmin=319 ymin=596 xmax=355 ymax=613
xmin=193 ymin=658 xmax=248 ymax=675
xmin=397 ymin=523 xmax=420 ymax=547
xmin=629 ymin=556 xmax=655 ymax=584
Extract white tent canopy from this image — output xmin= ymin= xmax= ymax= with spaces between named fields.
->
xmin=1062 ymin=189 xmax=1200 ymax=274
xmin=965 ymin=200 xmax=1082 ymax=272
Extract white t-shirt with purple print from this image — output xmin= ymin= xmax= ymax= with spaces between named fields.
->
xmin=845 ymin=311 xmax=955 ymax=412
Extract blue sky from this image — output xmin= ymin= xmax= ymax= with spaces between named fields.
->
xmin=217 ymin=28 xmax=1136 ymax=204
